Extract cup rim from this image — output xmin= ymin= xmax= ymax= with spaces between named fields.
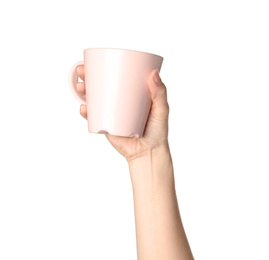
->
xmin=83 ymin=47 xmax=163 ymax=59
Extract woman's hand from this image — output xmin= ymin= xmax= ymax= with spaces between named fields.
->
xmin=76 ymin=65 xmax=170 ymax=163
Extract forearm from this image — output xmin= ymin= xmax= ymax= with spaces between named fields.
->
xmin=128 ymin=142 xmax=194 ymax=260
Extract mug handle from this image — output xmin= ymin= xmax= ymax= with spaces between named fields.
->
xmin=69 ymin=61 xmax=86 ymax=104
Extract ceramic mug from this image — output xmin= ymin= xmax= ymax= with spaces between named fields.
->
xmin=69 ymin=48 xmax=163 ymax=138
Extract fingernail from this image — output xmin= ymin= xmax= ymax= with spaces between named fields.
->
xmin=153 ymin=69 xmax=161 ymax=84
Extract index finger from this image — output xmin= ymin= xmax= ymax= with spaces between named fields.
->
xmin=76 ymin=65 xmax=85 ymax=81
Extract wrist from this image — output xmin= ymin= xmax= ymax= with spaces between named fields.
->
xmin=127 ymin=142 xmax=175 ymax=188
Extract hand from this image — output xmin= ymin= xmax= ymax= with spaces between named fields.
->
xmin=76 ymin=65 xmax=170 ymax=163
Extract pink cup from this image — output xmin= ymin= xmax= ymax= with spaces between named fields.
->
xmin=69 ymin=48 xmax=163 ymax=138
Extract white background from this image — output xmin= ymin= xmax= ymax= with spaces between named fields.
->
xmin=0 ymin=0 xmax=268 ymax=259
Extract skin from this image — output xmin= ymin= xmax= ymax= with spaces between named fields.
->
xmin=76 ymin=65 xmax=194 ymax=260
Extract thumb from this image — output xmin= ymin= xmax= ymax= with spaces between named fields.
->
xmin=147 ymin=69 xmax=169 ymax=119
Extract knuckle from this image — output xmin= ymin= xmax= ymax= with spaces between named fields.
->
xmin=166 ymin=102 xmax=170 ymax=112
xmin=157 ymin=102 xmax=170 ymax=118
xmin=164 ymin=102 xmax=170 ymax=116
xmin=159 ymin=85 xmax=167 ymax=99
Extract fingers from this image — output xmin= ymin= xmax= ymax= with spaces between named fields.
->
xmin=76 ymin=65 xmax=85 ymax=81
xmin=76 ymin=82 xmax=86 ymax=95
xmin=77 ymin=65 xmax=86 ymax=120
xmin=76 ymin=65 xmax=86 ymax=95
xmin=147 ymin=69 xmax=169 ymax=118
xmin=80 ymin=104 xmax=87 ymax=119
